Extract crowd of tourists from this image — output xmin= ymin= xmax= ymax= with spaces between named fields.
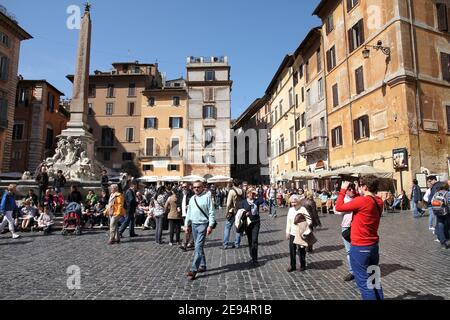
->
xmin=1 ymin=166 xmax=449 ymax=301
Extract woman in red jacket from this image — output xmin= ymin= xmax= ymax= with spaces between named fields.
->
xmin=335 ymin=175 xmax=384 ymax=300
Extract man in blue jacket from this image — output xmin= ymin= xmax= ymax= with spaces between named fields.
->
xmin=0 ymin=184 xmax=20 ymax=239
xmin=411 ymin=179 xmax=424 ymax=218
xmin=119 ymin=180 xmax=138 ymax=238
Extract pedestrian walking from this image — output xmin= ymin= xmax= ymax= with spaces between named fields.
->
xmin=0 ymin=184 xmax=20 ymax=239
xmin=242 ymin=188 xmax=264 ymax=267
xmin=119 ymin=180 xmax=139 ymax=238
xmin=185 ymin=181 xmax=216 ymax=280
xmin=411 ymin=179 xmax=424 ymax=218
xmin=430 ymin=183 xmax=450 ymax=249
xmin=335 ymin=176 xmax=384 ymax=300
xmin=105 ymin=184 xmax=125 ymax=245
xmin=166 ymin=189 xmax=182 ymax=246
xmin=223 ymin=179 xmax=243 ymax=250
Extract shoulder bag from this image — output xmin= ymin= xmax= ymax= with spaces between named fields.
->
xmin=194 ymin=196 xmax=217 ymax=229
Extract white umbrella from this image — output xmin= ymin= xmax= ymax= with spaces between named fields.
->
xmin=321 ymin=165 xmax=392 ymax=179
xmin=286 ymin=171 xmax=318 ymax=180
xmin=137 ymin=176 xmax=158 ymax=183
xmin=207 ymin=176 xmax=233 ymax=184
xmin=158 ymin=176 xmax=182 ymax=183
xmin=182 ymin=175 xmax=206 ymax=183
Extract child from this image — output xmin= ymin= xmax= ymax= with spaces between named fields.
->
xmin=37 ymin=206 xmax=54 ymax=235
xmin=21 ymin=200 xmax=38 ymax=231
xmin=143 ymin=202 xmax=155 ymax=230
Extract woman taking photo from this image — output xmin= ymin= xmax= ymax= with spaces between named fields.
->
xmin=242 ymin=188 xmax=264 ymax=267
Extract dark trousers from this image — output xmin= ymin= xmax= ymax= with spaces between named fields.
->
xmin=246 ymin=220 xmax=260 ymax=263
xmin=289 ymin=235 xmax=306 ymax=269
xmin=38 ymin=186 xmax=47 ymax=205
xmin=155 ymin=216 xmax=164 ymax=244
xmin=169 ymin=219 xmax=182 ymax=243
xmin=436 ymin=214 xmax=450 ymax=244
xmin=119 ymin=212 xmax=136 ymax=236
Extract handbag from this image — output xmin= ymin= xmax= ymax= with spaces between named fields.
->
xmin=341 ymin=196 xmax=382 ymax=243
xmin=194 ymin=197 xmax=217 ymax=229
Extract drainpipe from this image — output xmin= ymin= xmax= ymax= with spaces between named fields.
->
xmin=407 ymin=0 xmax=423 ymax=170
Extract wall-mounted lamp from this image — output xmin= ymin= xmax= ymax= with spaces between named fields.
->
xmin=363 ymin=40 xmax=391 ymax=59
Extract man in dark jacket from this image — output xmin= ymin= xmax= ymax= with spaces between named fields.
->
xmin=68 ymin=185 xmax=83 ymax=204
xmin=119 ymin=180 xmax=138 ymax=238
xmin=411 ymin=179 xmax=424 ymax=218
xmin=36 ymin=167 xmax=49 ymax=205
xmin=53 ymin=170 xmax=67 ymax=194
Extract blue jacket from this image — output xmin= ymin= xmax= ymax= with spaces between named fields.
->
xmin=0 ymin=191 xmax=17 ymax=213
xmin=411 ymin=185 xmax=422 ymax=203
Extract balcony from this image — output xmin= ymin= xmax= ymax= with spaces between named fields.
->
xmin=138 ymin=146 xmax=183 ymax=160
xmin=299 ymin=136 xmax=328 ymax=156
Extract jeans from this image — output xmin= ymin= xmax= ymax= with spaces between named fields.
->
xmin=435 ymin=215 xmax=450 ymax=245
xmin=155 ymin=216 xmax=164 ymax=243
xmin=411 ymin=201 xmax=420 ymax=218
xmin=0 ymin=211 xmax=16 ymax=235
xmin=191 ymin=223 xmax=208 ymax=272
xmin=119 ymin=211 xmax=136 ymax=236
xmin=223 ymin=216 xmax=241 ymax=247
xmin=246 ymin=220 xmax=260 ymax=263
xmin=269 ymin=199 xmax=277 ymax=217
xmin=109 ymin=215 xmax=120 ymax=242
xmin=289 ymin=235 xmax=306 ymax=269
xmin=350 ymin=244 xmax=384 ymax=300
xmin=169 ymin=219 xmax=182 ymax=243
xmin=429 ymin=207 xmax=436 ymax=228
xmin=392 ymin=199 xmax=401 ymax=209
xmin=341 ymin=227 xmax=353 ymax=274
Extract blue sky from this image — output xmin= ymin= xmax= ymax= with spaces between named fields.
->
xmin=3 ymin=0 xmax=321 ymax=118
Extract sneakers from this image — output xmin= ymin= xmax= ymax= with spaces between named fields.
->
xmin=12 ymin=233 xmax=20 ymax=239
xmin=186 ymin=271 xmax=197 ymax=280
xmin=169 ymin=242 xmax=173 ymax=246
xmin=343 ymin=274 xmax=355 ymax=282
xmin=429 ymin=227 xmax=435 ymax=231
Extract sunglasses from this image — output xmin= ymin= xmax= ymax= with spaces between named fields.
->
xmin=193 ymin=186 xmax=203 ymax=189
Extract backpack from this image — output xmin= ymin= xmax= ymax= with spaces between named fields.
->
xmin=232 ymin=188 xmax=245 ymax=210
xmin=431 ymin=190 xmax=450 ymax=217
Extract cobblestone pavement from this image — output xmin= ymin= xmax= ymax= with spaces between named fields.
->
xmin=0 ymin=208 xmax=448 ymax=300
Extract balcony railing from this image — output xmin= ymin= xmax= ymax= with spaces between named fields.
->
xmin=139 ymin=146 xmax=183 ymax=159
xmin=299 ymin=136 xmax=328 ymax=155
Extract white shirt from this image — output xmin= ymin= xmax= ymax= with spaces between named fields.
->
xmin=182 ymin=192 xmax=188 ymax=218
xmin=286 ymin=207 xmax=309 ymax=237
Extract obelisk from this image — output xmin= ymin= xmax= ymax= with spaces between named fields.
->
xmin=60 ymin=2 xmax=95 ymax=165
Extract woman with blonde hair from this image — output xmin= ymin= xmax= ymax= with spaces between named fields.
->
xmin=105 ymin=184 xmax=125 ymax=245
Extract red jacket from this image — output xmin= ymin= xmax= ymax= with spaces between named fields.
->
xmin=335 ymin=189 xmax=383 ymax=247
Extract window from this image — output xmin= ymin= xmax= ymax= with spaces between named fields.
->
xmin=354 ymin=115 xmax=370 ymax=141
xmin=143 ymin=164 xmax=153 ymax=171
xmin=446 ymin=105 xmax=450 ymax=132
xmin=88 ymin=84 xmax=96 ymax=98
xmin=437 ymin=3 xmax=449 ymax=32
xmin=0 ymin=32 xmax=10 ymax=48
xmin=125 ymin=128 xmax=134 ymax=143
xmin=0 ymin=56 xmax=9 ymax=80
xmin=106 ymin=103 xmax=114 ymax=115
xmin=127 ymin=102 xmax=135 ymax=116
xmin=279 ymin=100 xmax=283 ymax=116
xmin=18 ymin=88 xmax=27 ymax=106
xmin=169 ymin=117 xmax=183 ymax=129
xmin=326 ymin=14 xmax=334 ymax=34
xmin=203 ymin=155 xmax=216 ymax=164
xmin=12 ymin=151 xmax=21 ymax=160
xmin=317 ymin=49 xmax=322 ymax=72
xmin=301 ymin=87 xmax=305 ymax=102
xmin=275 ymin=107 xmax=278 ymax=122
xmin=441 ymin=52 xmax=450 ymax=81
xmin=205 ymin=70 xmax=215 ymax=81
xmin=0 ymin=97 xmax=7 ymax=128
xmin=306 ymin=89 xmax=311 ymax=107
xmin=205 ymin=87 xmax=215 ymax=102
xmin=133 ymin=66 xmax=140 ymax=74
xmin=305 ymin=60 xmax=310 ymax=82
xmin=320 ymin=117 xmax=326 ymax=136
xmin=107 ymin=84 xmax=114 ymax=98
xmin=327 ymin=46 xmax=337 ymax=71
xmin=204 ymin=127 xmax=215 ymax=148
xmin=318 ymin=78 xmax=324 ymax=100
xmin=47 ymin=93 xmax=55 ymax=112
xmin=348 ymin=19 xmax=365 ymax=53
xmin=203 ymin=105 xmax=216 ymax=119
xmin=331 ymin=126 xmax=343 ymax=147
xmin=103 ymin=151 xmax=111 ymax=161
xmin=299 ymin=64 xmax=304 ymax=79
xmin=347 ymin=0 xmax=359 ymax=11
xmin=12 ymin=123 xmax=24 ymax=140
xmin=293 ymin=72 xmax=298 ymax=86
xmin=45 ymin=127 xmax=54 ymax=149
xmin=332 ymin=84 xmax=339 ymax=108
xmin=146 ymin=138 xmax=154 ymax=156
xmin=307 ymin=125 xmax=312 ymax=140
xmin=280 ymin=135 xmax=285 ymax=153
xmin=128 ymin=83 xmax=136 ymax=97
xmin=290 ymin=127 xmax=295 ymax=148
xmin=355 ymin=66 xmax=365 ymax=94
xmin=144 ymin=117 xmax=157 ymax=129
xmin=88 ymin=103 xmax=93 ymax=115
xmin=101 ymin=127 xmax=115 ymax=146
xmin=173 ymin=96 xmax=180 ymax=106
xmin=288 ymin=88 xmax=294 ymax=107
xmin=171 ymin=138 xmax=180 ymax=157
xmin=122 ymin=152 xmax=134 ymax=161
xmin=301 ymin=112 xmax=306 ymax=128
xmin=148 ymin=96 xmax=155 ymax=106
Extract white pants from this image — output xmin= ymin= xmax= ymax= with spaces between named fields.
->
xmin=0 ymin=211 xmax=16 ymax=234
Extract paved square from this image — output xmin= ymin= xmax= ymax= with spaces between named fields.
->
xmin=0 ymin=209 xmax=448 ymax=300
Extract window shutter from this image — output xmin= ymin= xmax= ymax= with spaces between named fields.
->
xmin=358 ymin=19 xmax=365 ymax=44
xmin=347 ymin=0 xmax=352 ymax=12
xmin=348 ymin=28 xmax=354 ymax=53
xmin=364 ymin=116 xmax=370 ymax=138
xmin=326 ymin=49 xmax=331 ymax=72
xmin=213 ymin=106 xmax=217 ymax=119
xmin=355 ymin=67 xmax=364 ymax=94
xmin=338 ymin=127 xmax=342 ymax=145
xmin=437 ymin=3 xmax=448 ymax=32
xmin=446 ymin=106 xmax=450 ymax=131
xmin=203 ymin=106 xmax=206 ymax=118
xmin=154 ymin=118 xmax=158 ymax=129
xmin=353 ymin=119 xmax=360 ymax=141
xmin=331 ymin=128 xmax=336 ymax=147
xmin=332 ymin=84 xmax=339 ymax=107
xmin=144 ymin=118 xmax=148 ymax=129
xmin=180 ymin=118 xmax=183 ymax=129
xmin=441 ymin=53 xmax=450 ymax=81
xmin=169 ymin=117 xmax=173 ymax=129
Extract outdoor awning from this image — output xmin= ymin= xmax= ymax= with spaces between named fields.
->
xmin=137 ymin=176 xmax=158 ymax=183
xmin=285 ymin=171 xmax=317 ymax=180
xmin=182 ymin=175 xmax=206 ymax=183
xmin=207 ymin=176 xmax=233 ymax=184
xmin=158 ymin=176 xmax=182 ymax=182
xmin=321 ymin=165 xmax=393 ymax=179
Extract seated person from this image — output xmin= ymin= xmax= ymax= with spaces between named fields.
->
xmin=391 ymin=191 xmax=409 ymax=210
xmin=384 ymin=192 xmax=395 ymax=210
xmin=135 ymin=192 xmax=148 ymax=227
xmin=54 ymin=191 xmax=65 ymax=215
xmin=42 ymin=189 xmax=55 ymax=212
xmin=36 ymin=206 xmax=54 ymax=235
xmin=23 ymin=189 xmax=39 ymax=208
xmin=143 ymin=202 xmax=155 ymax=230
xmin=21 ymin=200 xmax=38 ymax=231
xmin=85 ymin=190 xmax=98 ymax=211
xmin=91 ymin=201 xmax=108 ymax=228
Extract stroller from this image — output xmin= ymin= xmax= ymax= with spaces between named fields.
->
xmin=62 ymin=202 xmax=82 ymax=236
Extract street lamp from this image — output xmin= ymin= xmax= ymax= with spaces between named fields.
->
xmin=362 ymin=40 xmax=391 ymax=59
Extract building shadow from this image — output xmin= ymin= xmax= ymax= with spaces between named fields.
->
xmin=388 ymin=290 xmax=445 ymax=300
xmin=306 ymin=260 xmax=343 ymax=270
xmin=380 ymin=263 xmax=415 ymax=277
xmin=312 ymin=245 xmax=345 ymax=253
